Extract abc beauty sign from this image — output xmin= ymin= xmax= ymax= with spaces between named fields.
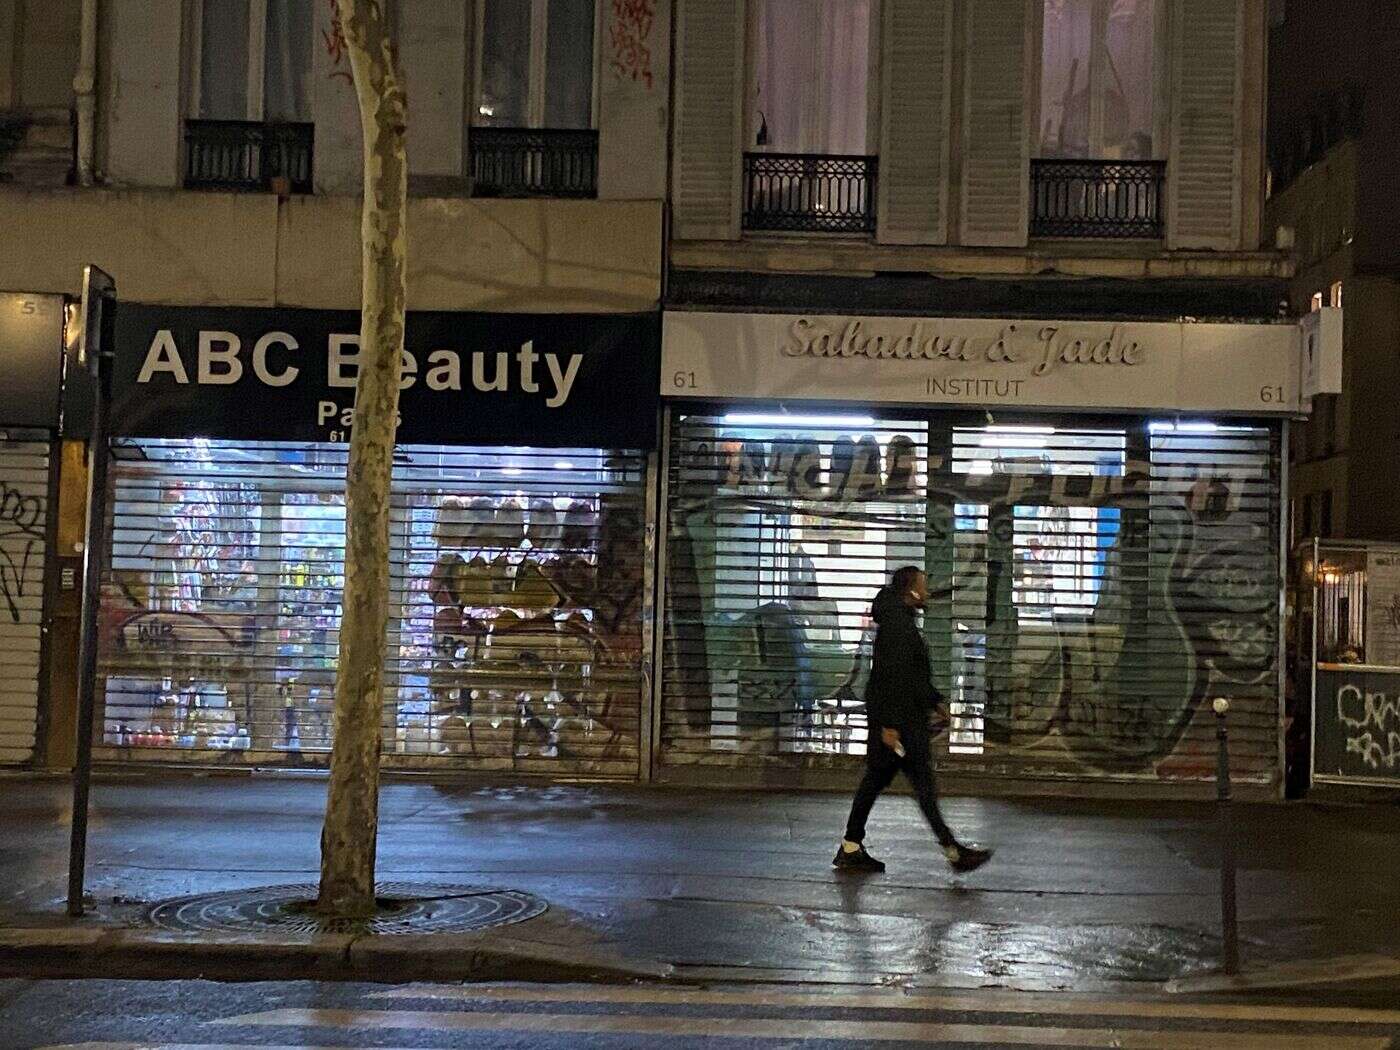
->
xmin=112 ymin=305 xmax=661 ymax=448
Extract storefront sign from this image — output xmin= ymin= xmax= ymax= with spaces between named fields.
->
xmin=0 ymin=292 xmax=65 ymax=428
xmin=662 ymin=311 xmax=1304 ymax=415
xmin=113 ymin=305 xmax=661 ymax=448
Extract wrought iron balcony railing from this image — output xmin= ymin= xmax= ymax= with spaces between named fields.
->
xmin=469 ymin=127 xmax=598 ymax=198
xmin=1030 ymin=159 xmax=1165 ymax=239
xmin=184 ymin=120 xmax=314 ymax=194
xmin=742 ymin=152 xmax=877 ymax=234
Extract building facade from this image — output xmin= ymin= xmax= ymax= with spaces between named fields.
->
xmin=1266 ymin=0 xmax=1400 ymax=795
xmin=0 ymin=0 xmax=670 ymax=777
xmin=1266 ymin=0 xmax=1400 ymax=542
xmin=658 ymin=0 xmax=1301 ymax=796
xmin=0 ymin=0 xmax=1320 ymax=798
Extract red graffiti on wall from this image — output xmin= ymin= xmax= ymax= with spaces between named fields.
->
xmin=609 ymin=0 xmax=656 ymax=89
xmin=322 ymin=0 xmax=353 ymax=85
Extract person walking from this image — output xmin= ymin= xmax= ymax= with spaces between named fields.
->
xmin=835 ymin=565 xmax=993 ymax=874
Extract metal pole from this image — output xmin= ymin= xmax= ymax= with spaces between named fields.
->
xmin=66 ymin=303 xmax=112 ymax=918
xmin=1214 ymin=696 xmax=1239 ymax=974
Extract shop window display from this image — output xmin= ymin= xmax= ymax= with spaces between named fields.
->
xmin=946 ymin=426 xmax=1126 ymax=753
xmin=664 ymin=414 xmax=929 ymax=758
xmin=97 ymin=440 xmax=645 ymax=774
xmin=663 ymin=414 xmax=1281 ymax=780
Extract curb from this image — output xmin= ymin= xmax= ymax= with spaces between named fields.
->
xmin=1164 ymin=953 xmax=1400 ymax=994
xmin=0 ymin=927 xmax=673 ymax=985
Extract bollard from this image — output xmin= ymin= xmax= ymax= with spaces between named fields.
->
xmin=1214 ymin=697 xmax=1239 ymax=974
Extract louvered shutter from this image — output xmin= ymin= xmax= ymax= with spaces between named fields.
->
xmin=672 ymin=0 xmax=746 ymax=241
xmin=960 ymin=0 xmax=1032 ymax=247
xmin=1168 ymin=0 xmax=1244 ymax=250
xmin=876 ymin=0 xmax=953 ymax=245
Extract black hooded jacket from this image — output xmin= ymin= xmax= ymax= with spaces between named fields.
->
xmin=863 ymin=586 xmax=943 ymax=728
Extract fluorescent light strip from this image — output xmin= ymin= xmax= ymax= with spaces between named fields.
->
xmin=1150 ymin=421 xmax=1220 ymax=432
xmin=722 ymin=413 xmax=877 ymax=428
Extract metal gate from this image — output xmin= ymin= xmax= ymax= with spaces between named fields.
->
xmin=660 ymin=410 xmax=1282 ymax=788
xmin=95 ymin=439 xmax=648 ymax=778
xmin=0 ymin=437 xmax=50 ymax=765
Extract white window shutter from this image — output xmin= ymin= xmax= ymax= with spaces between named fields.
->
xmin=877 ymin=0 xmax=953 ymax=245
xmin=673 ymin=0 xmax=746 ymax=241
xmin=1168 ymin=0 xmax=1244 ymax=251
xmin=960 ymin=0 xmax=1032 ymax=247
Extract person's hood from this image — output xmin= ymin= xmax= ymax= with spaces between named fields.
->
xmin=871 ymin=586 xmax=910 ymax=625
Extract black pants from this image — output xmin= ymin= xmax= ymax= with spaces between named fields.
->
xmin=844 ymin=721 xmax=955 ymax=847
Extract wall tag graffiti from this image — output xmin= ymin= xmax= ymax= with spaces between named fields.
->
xmin=609 ymin=0 xmax=656 ymax=88
xmin=0 ymin=482 xmax=43 ymax=624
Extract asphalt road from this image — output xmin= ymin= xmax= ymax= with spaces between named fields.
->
xmin=4 ymin=978 xmax=1400 ymax=1050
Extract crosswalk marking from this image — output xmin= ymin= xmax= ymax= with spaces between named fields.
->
xmin=215 ymin=1006 xmax=1391 ymax=1049
xmin=373 ymin=982 xmax=1400 ymax=1026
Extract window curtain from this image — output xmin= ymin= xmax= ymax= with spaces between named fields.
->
xmin=1105 ymin=0 xmax=1156 ymax=158
xmin=264 ymin=0 xmax=314 ymax=123
xmin=1039 ymin=0 xmax=1094 ymax=156
xmin=199 ymin=0 xmax=251 ymax=119
xmin=479 ymin=0 xmax=531 ymax=126
xmin=753 ymin=0 xmax=871 ymax=155
xmin=545 ymin=0 xmax=595 ymax=129
xmin=1040 ymin=0 xmax=1158 ymax=159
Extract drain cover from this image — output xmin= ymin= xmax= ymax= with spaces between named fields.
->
xmin=146 ymin=882 xmax=547 ymax=936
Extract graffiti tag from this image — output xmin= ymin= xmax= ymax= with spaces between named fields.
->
xmin=322 ymin=0 xmax=353 ymax=85
xmin=1346 ymin=730 xmax=1400 ymax=771
xmin=0 ymin=483 xmax=43 ymax=624
xmin=1337 ymin=683 xmax=1400 ymax=734
xmin=609 ymin=0 xmax=656 ymax=88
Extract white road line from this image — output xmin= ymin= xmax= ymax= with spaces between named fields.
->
xmin=371 ymin=982 xmax=1400 ymax=1025
xmin=37 ymin=1045 xmax=482 ymax=1050
xmin=1166 ymin=954 xmax=1400 ymax=994
xmin=214 ymin=1007 xmax=1391 ymax=1049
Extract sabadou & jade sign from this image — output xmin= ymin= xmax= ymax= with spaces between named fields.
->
xmin=661 ymin=311 xmax=1305 ymax=414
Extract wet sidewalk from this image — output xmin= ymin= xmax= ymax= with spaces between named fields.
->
xmin=2 ymin=774 xmax=1398 ymax=990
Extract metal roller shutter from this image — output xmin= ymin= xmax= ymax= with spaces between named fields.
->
xmin=97 ymin=440 xmax=647 ymax=778
xmin=661 ymin=411 xmax=1281 ymax=787
xmin=663 ymin=412 xmax=932 ymax=762
xmin=0 ymin=438 xmax=49 ymax=765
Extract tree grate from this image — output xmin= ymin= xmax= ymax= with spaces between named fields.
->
xmin=145 ymin=882 xmax=547 ymax=936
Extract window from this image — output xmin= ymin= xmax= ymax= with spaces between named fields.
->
xmin=952 ymin=426 xmax=1127 ymax=624
xmin=1310 ymin=291 xmax=1325 ymax=312
xmin=1039 ymin=0 xmax=1162 ymax=159
xmin=475 ymin=0 xmax=597 ymax=129
xmin=1330 ymin=281 xmax=1344 ymax=308
xmin=191 ymin=0 xmax=314 ymax=122
xmin=1314 ymin=394 xmax=1338 ymax=458
xmin=749 ymin=0 xmax=874 ymax=154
